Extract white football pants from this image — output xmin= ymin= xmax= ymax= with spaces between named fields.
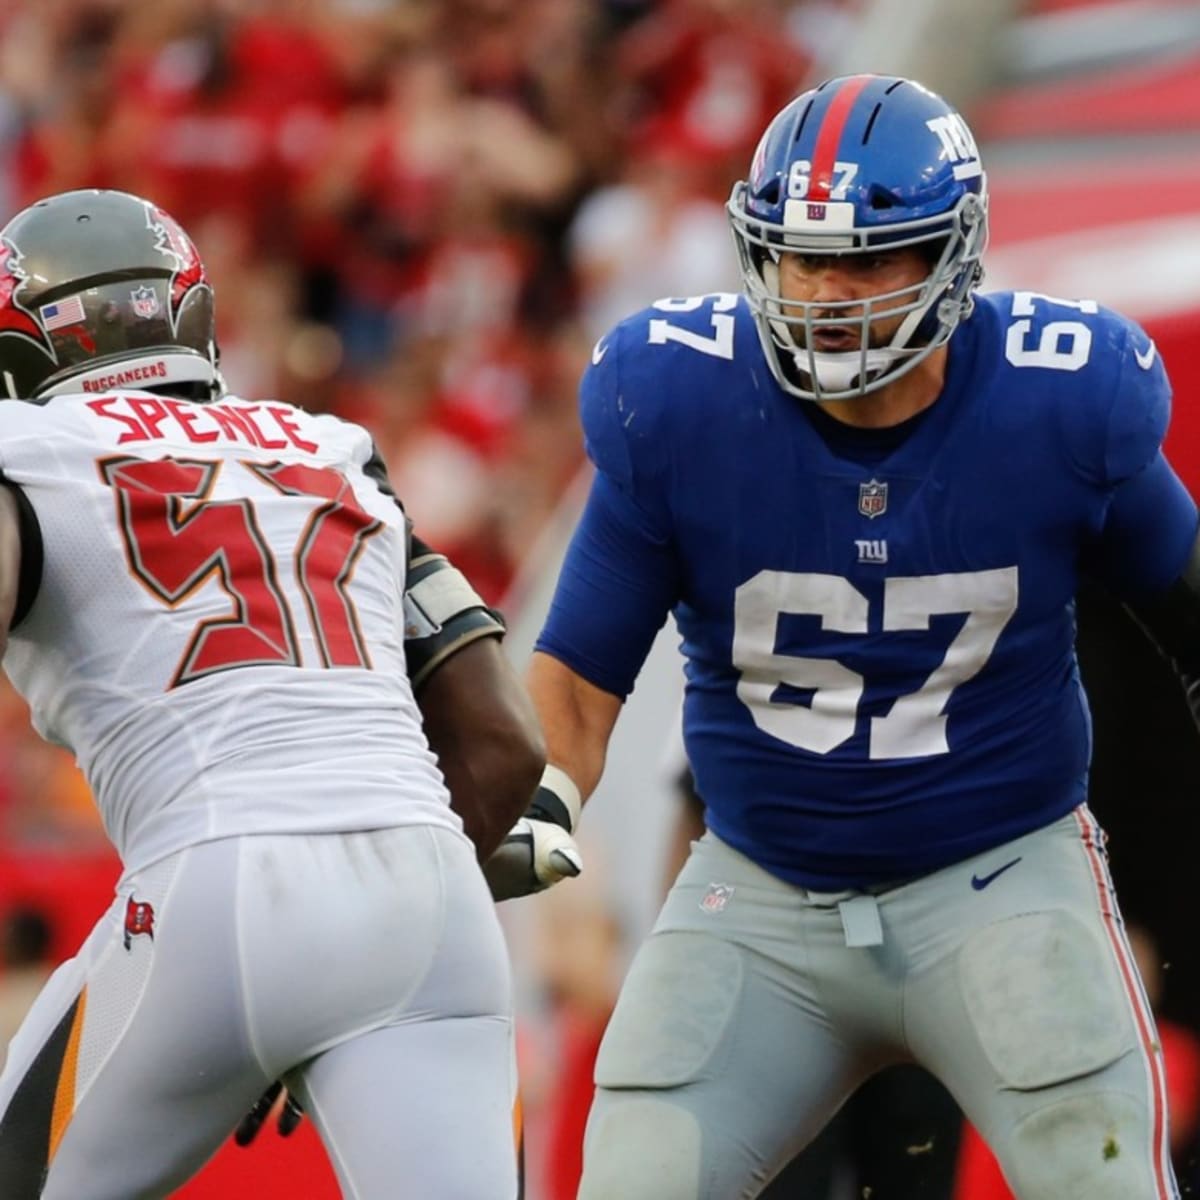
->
xmin=0 ymin=825 xmax=519 ymax=1199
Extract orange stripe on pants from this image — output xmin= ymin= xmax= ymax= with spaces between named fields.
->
xmin=48 ymin=986 xmax=87 ymax=1163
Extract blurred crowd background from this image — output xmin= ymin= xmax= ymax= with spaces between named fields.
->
xmin=0 ymin=0 xmax=839 ymax=851
xmin=0 ymin=0 xmax=1198 ymax=1197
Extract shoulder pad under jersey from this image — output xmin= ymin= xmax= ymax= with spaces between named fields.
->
xmin=580 ymin=292 xmax=754 ymax=495
xmin=984 ymin=291 xmax=1170 ymax=488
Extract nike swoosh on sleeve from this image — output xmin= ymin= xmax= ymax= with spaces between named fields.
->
xmin=591 ymin=339 xmax=609 ymax=365
xmin=1135 ymin=341 xmax=1157 ymax=370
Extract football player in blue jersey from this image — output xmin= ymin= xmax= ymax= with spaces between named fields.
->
xmin=499 ymin=74 xmax=1200 ymax=1199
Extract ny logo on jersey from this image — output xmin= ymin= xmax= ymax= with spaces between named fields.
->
xmin=855 ymin=539 xmax=888 ymax=564
xmin=858 ymin=479 xmax=888 ymax=519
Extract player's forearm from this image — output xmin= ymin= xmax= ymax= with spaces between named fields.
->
xmin=526 ymin=649 xmax=622 ymax=804
xmin=418 ymin=637 xmax=546 ymax=861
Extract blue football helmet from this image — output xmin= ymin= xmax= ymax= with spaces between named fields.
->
xmin=728 ymin=74 xmax=988 ymax=402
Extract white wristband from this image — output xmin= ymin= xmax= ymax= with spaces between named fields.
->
xmin=540 ymin=764 xmax=582 ymax=832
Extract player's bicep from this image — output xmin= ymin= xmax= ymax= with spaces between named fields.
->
xmin=0 ymin=478 xmax=42 ymax=644
xmin=535 ymin=470 xmax=679 ymax=699
xmin=1086 ymin=451 xmax=1198 ymax=599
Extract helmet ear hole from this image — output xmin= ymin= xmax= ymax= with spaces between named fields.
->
xmin=758 ymin=179 xmax=782 ymax=206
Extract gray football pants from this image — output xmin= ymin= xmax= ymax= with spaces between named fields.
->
xmin=579 ymin=806 xmax=1178 ymax=1200
xmin=0 ymin=826 xmax=519 ymax=1200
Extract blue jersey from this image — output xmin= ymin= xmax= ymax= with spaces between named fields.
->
xmin=536 ymin=291 xmax=1199 ymax=888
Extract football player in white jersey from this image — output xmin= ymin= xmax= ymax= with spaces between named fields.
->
xmin=0 ymin=189 xmax=547 ymax=1200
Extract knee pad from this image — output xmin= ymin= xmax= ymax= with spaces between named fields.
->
xmin=958 ymin=910 xmax=1134 ymax=1089
xmin=578 ymin=1097 xmax=702 ymax=1200
xmin=1006 ymin=1090 xmax=1166 ymax=1200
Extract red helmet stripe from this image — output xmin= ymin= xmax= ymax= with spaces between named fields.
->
xmin=808 ymin=75 xmax=873 ymax=201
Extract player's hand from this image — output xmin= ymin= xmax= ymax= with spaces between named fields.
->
xmin=483 ymin=765 xmax=583 ymax=901
xmin=234 ymin=1081 xmax=305 ymax=1147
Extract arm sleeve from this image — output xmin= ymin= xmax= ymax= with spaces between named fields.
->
xmin=1086 ymin=451 xmax=1199 ymax=599
xmin=535 ymin=316 xmax=680 ymax=696
xmin=1077 ymin=317 xmax=1200 ymax=727
xmin=1081 ymin=309 xmax=1197 ymax=596
xmin=534 ymin=469 xmax=680 ymax=698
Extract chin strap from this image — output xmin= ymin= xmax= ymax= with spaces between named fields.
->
xmin=791 ymin=347 xmax=903 ymax=395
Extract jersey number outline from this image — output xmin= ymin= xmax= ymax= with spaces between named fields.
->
xmin=99 ymin=455 xmax=382 ymax=687
xmin=648 ymin=293 xmax=739 ymax=360
xmin=1004 ymin=291 xmax=1097 ymax=372
xmin=732 ymin=567 xmax=1019 ymax=758
xmin=649 ymin=292 xmax=1101 ymax=375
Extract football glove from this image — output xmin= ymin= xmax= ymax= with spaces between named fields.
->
xmin=483 ymin=765 xmax=583 ymax=901
xmin=234 ymin=1081 xmax=304 ymax=1147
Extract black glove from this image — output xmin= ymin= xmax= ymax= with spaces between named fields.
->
xmin=234 ymin=1081 xmax=305 ymax=1147
xmin=483 ymin=765 xmax=583 ymax=901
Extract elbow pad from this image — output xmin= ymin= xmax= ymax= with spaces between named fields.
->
xmin=403 ymin=549 xmax=505 ymax=690
xmin=1124 ymin=529 xmax=1200 ymax=723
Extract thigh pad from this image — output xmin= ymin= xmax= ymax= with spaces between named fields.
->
xmin=595 ymin=932 xmax=743 ymax=1090
xmin=957 ymin=910 xmax=1135 ymax=1090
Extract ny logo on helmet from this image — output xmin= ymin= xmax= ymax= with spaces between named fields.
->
xmin=926 ymin=114 xmax=981 ymax=181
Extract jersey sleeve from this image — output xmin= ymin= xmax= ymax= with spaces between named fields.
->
xmin=1087 ymin=451 xmax=1199 ymax=599
xmin=577 ymin=315 xmax=672 ymax=505
xmin=1063 ymin=310 xmax=1172 ymax=488
xmin=1081 ymin=317 xmax=1200 ymax=595
xmin=534 ymin=315 xmax=681 ymax=698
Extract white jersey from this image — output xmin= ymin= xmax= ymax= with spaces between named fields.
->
xmin=0 ymin=390 xmax=460 ymax=874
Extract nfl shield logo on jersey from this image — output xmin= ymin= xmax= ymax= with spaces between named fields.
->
xmin=130 ymin=285 xmax=160 ymax=319
xmin=699 ymin=883 xmax=735 ymax=914
xmin=858 ymin=479 xmax=888 ymax=519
